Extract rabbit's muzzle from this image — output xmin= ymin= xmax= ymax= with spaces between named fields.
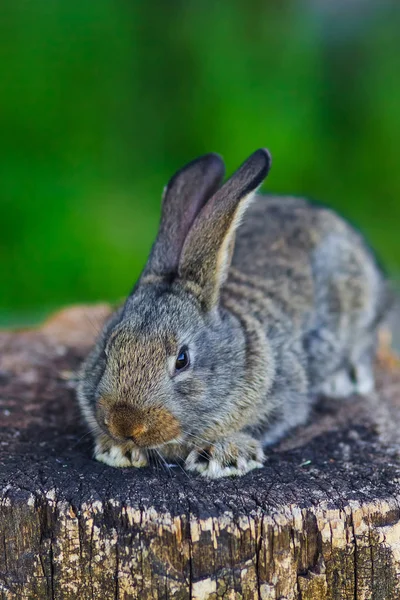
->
xmin=104 ymin=403 xmax=181 ymax=448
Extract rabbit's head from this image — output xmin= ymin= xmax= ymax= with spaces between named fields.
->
xmin=81 ymin=150 xmax=272 ymax=449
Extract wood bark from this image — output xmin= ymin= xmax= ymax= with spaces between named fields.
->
xmin=1 ymin=305 xmax=400 ymax=600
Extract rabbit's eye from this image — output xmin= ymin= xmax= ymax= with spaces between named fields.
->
xmin=175 ymin=347 xmax=190 ymax=373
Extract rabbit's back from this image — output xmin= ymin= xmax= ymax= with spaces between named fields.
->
xmin=225 ymin=194 xmax=388 ymax=391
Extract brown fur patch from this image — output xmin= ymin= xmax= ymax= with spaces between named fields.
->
xmin=108 ymin=403 xmax=181 ymax=447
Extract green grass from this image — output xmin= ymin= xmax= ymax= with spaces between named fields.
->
xmin=1 ymin=1 xmax=399 ymax=326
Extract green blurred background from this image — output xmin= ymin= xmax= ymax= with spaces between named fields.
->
xmin=1 ymin=0 xmax=399 ymax=327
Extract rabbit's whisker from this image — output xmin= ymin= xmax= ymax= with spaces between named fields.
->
xmin=149 ymin=450 xmax=161 ymax=475
xmin=183 ymin=431 xmax=212 ymax=447
xmin=155 ymin=449 xmax=173 ymax=478
xmin=168 ymin=452 xmax=191 ymax=479
xmin=69 ymin=427 xmax=100 ymax=450
xmin=84 ymin=313 xmax=104 ymax=336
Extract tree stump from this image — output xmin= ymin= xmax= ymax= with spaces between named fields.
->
xmin=1 ymin=305 xmax=400 ymax=600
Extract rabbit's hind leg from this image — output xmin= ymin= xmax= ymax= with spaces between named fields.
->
xmin=320 ymin=327 xmax=377 ymax=399
xmin=350 ymin=361 xmax=375 ymax=395
xmin=320 ymin=360 xmax=375 ymax=399
xmin=320 ymin=369 xmax=357 ymax=399
xmin=349 ymin=333 xmax=377 ymax=395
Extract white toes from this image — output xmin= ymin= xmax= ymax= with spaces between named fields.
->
xmin=321 ymin=370 xmax=355 ymax=398
xmin=130 ymin=448 xmax=149 ymax=468
xmin=202 ymin=458 xmax=264 ymax=479
xmin=354 ymin=364 xmax=375 ymax=395
xmin=236 ymin=457 xmax=264 ymax=473
xmin=94 ymin=443 xmax=148 ymax=468
xmin=203 ymin=460 xmax=235 ymax=479
xmin=184 ymin=449 xmax=208 ymax=473
xmin=185 ymin=448 xmax=264 ymax=479
xmin=321 ymin=365 xmax=375 ymax=399
xmin=252 ymin=445 xmax=266 ymax=464
xmin=95 ymin=444 xmax=132 ymax=467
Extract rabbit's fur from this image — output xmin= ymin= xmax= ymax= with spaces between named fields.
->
xmin=77 ymin=150 xmax=390 ymax=478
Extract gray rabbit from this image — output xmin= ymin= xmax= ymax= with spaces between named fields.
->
xmin=77 ymin=150 xmax=390 ymax=478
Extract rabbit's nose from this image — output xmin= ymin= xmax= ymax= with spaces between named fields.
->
xmin=128 ymin=423 xmax=149 ymax=444
xmin=130 ymin=423 xmax=148 ymax=438
xmin=107 ymin=403 xmax=180 ymax=447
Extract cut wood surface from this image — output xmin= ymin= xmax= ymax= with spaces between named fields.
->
xmin=1 ymin=305 xmax=400 ymax=600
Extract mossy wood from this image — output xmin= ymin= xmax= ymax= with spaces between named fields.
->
xmin=1 ymin=305 xmax=400 ymax=600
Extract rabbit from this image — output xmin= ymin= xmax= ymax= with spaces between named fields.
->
xmin=77 ymin=149 xmax=390 ymax=478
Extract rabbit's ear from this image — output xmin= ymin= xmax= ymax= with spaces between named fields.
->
xmin=178 ymin=149 xmax=271 ymax=310
xmin=142 ymin=154 xmax=225 ymax=278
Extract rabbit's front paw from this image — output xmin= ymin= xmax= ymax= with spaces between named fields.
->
xmin=185 ymin=434 xmax=265 ymax=479
xmin=94 ymin=436 xmax=148 ymax=468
